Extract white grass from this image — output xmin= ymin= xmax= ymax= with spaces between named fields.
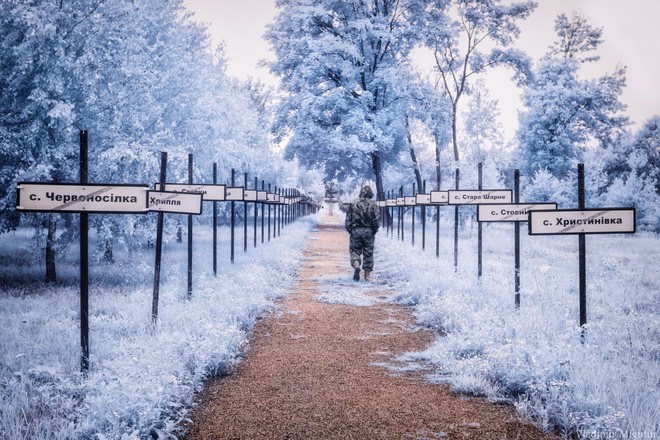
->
xmin=2 ymin=210 xmax=657 ymax=439
xmin=376 ymin=218 xmax=659 ymax=438
xmin=0 ymin=213 xmax=320 ymax=439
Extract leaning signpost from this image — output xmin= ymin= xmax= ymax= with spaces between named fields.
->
xmin=150 ymin=152 xmax=203 ymax=330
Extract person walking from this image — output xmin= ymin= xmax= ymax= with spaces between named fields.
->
xmin=345 ymin=185 xmax=380 ymax=281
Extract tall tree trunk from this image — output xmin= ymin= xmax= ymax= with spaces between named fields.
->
xmin=370 ymin=150 xmax=392 ymax=225
xmin=451 ymin=102 xmax=460 ymax=163
xmin=104 ymin=240 xmax=114 ymax=263
xmin=406 ymin=114 xmax=423 ymax=191
xmin=434 ymin=132 xmax=443 ymax=190
xmin=45 ymin=214 xmax=57 ymax=283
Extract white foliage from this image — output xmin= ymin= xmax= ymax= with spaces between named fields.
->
xmin=377 ymin=222 xmax=659 ymax=437
xmin=0 ymin=215 xmax=320 ymax=439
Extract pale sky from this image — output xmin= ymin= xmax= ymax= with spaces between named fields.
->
xmin=183 ymin=0 xmax=659 ymax=138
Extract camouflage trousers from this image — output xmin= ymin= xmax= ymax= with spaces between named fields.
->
xmin=349 ymin=227 xmax=376 ymax=272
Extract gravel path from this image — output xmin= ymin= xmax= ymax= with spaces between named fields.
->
xmin=183 ymin=213 xmax=554 ymax=439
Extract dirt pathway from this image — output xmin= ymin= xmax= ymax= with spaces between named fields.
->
xmin=184 ymin=213 xmax=553 ymax=439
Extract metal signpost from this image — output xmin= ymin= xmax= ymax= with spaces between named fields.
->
xmin=259 ymin=182 xmax=266 ymax=244
xmin=430 ymin=190 xmax=447 ymax=259
xmin=449 ymin=184 xmax=512 ymax=272
xmin=16 ymin=132 xmax=318 ymax=375
xmin=150 ymin=154 xmax=203 ymax=328
xmin=243 ymin=173 xmax=248 ymax=253
xmin=528 ymin=164 xmax=636 ymax=331
xmin=16 ymin=131 xmax=150 ymax=373
xmin=476 ymin=171 xmax=558 ymax=308
xmin=213 ymin=164 xmax=218 ymax=276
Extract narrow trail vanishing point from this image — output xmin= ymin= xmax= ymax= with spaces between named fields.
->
xmin=184 ymin=212 xmax=554 ymax=439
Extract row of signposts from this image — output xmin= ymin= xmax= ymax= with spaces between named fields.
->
xmin=378 ymin=164 xmax=636 ymax=334
xmin=15 ymin=130 xmax=321 ymax=373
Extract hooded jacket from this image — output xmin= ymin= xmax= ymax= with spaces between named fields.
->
xmin=345 ymin=186 xmax=380 ymax=234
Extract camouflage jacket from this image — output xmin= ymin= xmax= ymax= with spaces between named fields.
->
xmin=345 ymin=197 xmax=380 ymax=234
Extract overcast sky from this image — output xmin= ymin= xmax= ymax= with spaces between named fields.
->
xmin=183 ymin=0 xmax=659 ymax=138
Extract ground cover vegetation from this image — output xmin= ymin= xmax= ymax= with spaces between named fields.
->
xmin=1 ymin=0 xmax=657 ymax=438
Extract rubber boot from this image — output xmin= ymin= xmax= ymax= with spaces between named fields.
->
xmin=352 ymin=261 xmax=361 ymax=282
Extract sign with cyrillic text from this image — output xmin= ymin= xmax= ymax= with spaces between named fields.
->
xmin=430 ymin=191 xmax=449 ymax=204
xmin=396 ymin=197 xmax=405 ymax=206
xmin=157 ymin=183 xmax=226 ymax=201
xmin=528 ymin=208 xmax=636 ymax=235
xmin=415 ymin=194 xmax=431 ymax=205
xmin=225 ymin=187 xmax=244 ymax=201
xmin=386 ymin=199 xmax=397 ymax=207
xmin=478 ymin=203 xmax=557 ymax=222
xmin=17 ymin=182 xmax=149 ymax=213
xmin=449 ymin=190 xmax=512 ymax=205
xmin=148 ymin=191 xmax=202 ymax=214
xmin=267 ymin=193 xmax=279 ymax=203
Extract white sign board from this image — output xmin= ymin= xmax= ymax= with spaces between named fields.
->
xmin=404 ymin=196 xmax=416 ymax=206
xmin=266 ymin=193 xmax=279 ymax=203
xmin=449 ymin=190 xmax=512 ymax=205
xmin=396 ymin=197 xmax=405 ymax=206
xmin=244 ymin=189 xmax=257 ymax=201
xmin=17 ymin=182 xmax=149 ymax=213
xmin=257 ymin=191 xmax=268 ymax=201
xmin=148 ymin=191 xmax=203 ymax=214
xmin=386 ymin=199 xmax=397 ymax=207
xmin=477 ymin=203 xmax=558 ymax=222
xmin=158 ymin=183 xmax=226 ymax=201
xmin=415 ymin=194 xmax=432 ymax=205
xmin=430 ymin=191 xmax=449 ymax=204
xmin=225 ymin=187 xmax=244 ymax=201
xmin=528 ymin=208 xmax=636 ymax=235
